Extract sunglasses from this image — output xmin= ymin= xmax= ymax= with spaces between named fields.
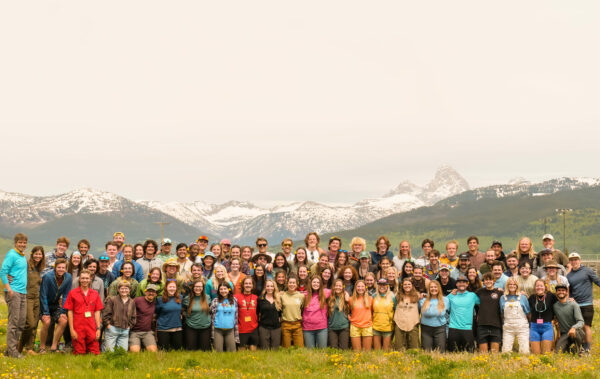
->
xmin=257 ymin=244 xmax=267 ymax=248
xmin=282 ymin=244 xmax=292 ymax=247
xmin=339 ymin=250 xmax=348 ymax=253
xmin=166 ymin=278 xmax=177 ymax=282
xmin=99 ymin=257 xmax=110 ymax=261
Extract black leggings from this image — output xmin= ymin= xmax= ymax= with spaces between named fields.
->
xmin=184 ymin=326 xmax=211 ymax=351
xmin=157 ymin=330 xmax=183 ymax=350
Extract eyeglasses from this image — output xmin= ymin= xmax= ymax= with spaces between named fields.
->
xmin=257 ymin=244 xmax=267 ymax=248
xmin=166 ymin=278 xmax=177 ymax=282
xmin=282 ymin=244 xmax=292 ymax=247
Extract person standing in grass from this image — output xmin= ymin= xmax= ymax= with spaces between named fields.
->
xmin=348 ymin=280 xmax=374 ymax=351
xmin=73 ymin=259 xmax=105 ymax=303
xmin=1 ymin=233 xmax=29 ymax=358
xmin=279 ymin=275 xmax=305 ymax=348
xmin=63 ymin=270 xmax=103 ymax=355
xmin=103 ymin=280 xmax=136 ymax=352
xmin=235 ymin=277 xmax=259 ymax=351
xmin=182 ymin=280 xmax=212 ymax=351
xmin=475 ymin=273 xmax=503 ymax=353
xmin=18 ymin=245 xmax=45 ymax=356
xmin=393 ymin=278 xmax=420 ymax=350
xmin=419 ymin=280 xmax=449 ymax=352
xmin=499 ymin=277 xmax=531 ymax=354
xmin=155 ymin=280 xmax=184 ymax=350
xmin=210 ymin=282 xmax=239 ymax=352
xmin=302 ymin=276 xmax=330 ymax=348
xmin=566 ymin=252 xmax=600 ymax=354
xmin=528 ymin=279 xmax=557 ymax=355
xmin=327 ymin=279 xmax=350 ymax=349
xmin=129 ymin=284 xmax=159 ymax=353
xmin=372 ymin=278 xmax=396 ymax=351
xmin=257 ymin=279 xmax=282 ymax=349
xmin=447 ymin=274 xmax=480 ymax=352
xmin=39 ymin=258 xmax=72 ymax=353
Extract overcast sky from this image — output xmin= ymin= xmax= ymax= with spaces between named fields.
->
xmin=1 ymin=1 xmax=599 ymax=205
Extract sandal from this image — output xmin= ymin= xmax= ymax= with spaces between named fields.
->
xmin=38 ymin=348 xmax=46 ymax=355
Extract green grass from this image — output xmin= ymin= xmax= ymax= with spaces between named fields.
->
xmin=2 ymin=300 xmax=600 ymax=378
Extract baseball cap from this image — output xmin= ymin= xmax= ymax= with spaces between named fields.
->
xmin=220 ymin=239 xmax=231 ymax=245
xmin=197 ymin=235 xmax=209 ymax=242
xmin=377 ymin=278 xmax=389 ymax=286
xmin=359 ymin=251 xmax=370 ymax=260
xmin=456 ymin=274 xmax=468 ymax=282
xmin=568 ymin=252 xmax=581 ymax=260
xmin=555 ymin=283 xmax=568 ymax=290
xmin=542 ymin=234 xmax=554 ymax=241
xmin=459 ymin=253 xmax=470 ymax=260
xmin=162 ymin=238 xmax=172 ymax=245
xmin=98 ymin=253 xmax=110 ymax=261
xmin=439 ymin=264 xmax=451 ymax=271
xmin=491 ymin=240 xmax=502 ymax=247
xmin=540 ymin=248 xmax=553 ymax=256
xmin=145 ymin=284 xmax=159 ymax=292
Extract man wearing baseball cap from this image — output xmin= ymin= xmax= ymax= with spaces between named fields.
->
xmin=447 ymin=274 xmax=480 ymax=352
xmin=541 ymin=234 xmax=569 ymax=267
xmin=437 ymin=264 xmax=456 ymax=296
xmin=535 ymin=249 xmax=567 ymax=278
xmin=129 ymin=284 xmax=159 ymax=353
xmin=566 ymin=252 xmax=600 ymax=354
xmin=157 ymin=239 xmax=173 ymax=263
xmin=450 ymin=253 xmax=472 ymax=280
xmin=553 ymin=283 xmax=585 ymax=354
xmin=195 ymin=236 xmax=209 ymax=260
xmin=490 ymin=240 xmax=506 ymax=264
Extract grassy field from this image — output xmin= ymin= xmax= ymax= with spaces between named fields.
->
xmin=0 ymin=303 xmax=600 ymax=378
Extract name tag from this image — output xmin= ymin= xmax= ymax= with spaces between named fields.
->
xmin=245 ymin=316 xmax=252 ymax=322
xmin=537 ymin=319 xmax=543 ymax=324
xmin=84 ymin=311 xmax=92 ymax=318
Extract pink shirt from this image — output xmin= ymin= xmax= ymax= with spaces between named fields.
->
xmin=302 ymin=288 xmax=331 ymax=331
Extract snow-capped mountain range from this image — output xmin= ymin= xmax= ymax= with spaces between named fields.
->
xmin=1 ymin=166 xmax=599 ymax=245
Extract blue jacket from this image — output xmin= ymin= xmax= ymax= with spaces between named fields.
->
xmin=111 ymin=260 xmax=144 ymax=283
xmin=370 ymin=250 xmax=394 ymax=265
xmin=40 ymin=270 xmax=72 ymax=315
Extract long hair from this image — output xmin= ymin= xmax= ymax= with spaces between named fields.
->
xmin=398 ymin=240 xmax=412 ymax=259
xmin=319 ymin=267 xmax=333 ymax=289
xmin=401 ymin=260 xmax=415 ymax=280
xmin=516 ymin=237 xmax=536 ymax=260
xmin=328 ymin=279 xmax=349 ymax=316
xmin=216 ymin=282 xmax=234 ymax=304
xmin=422 ymin=280 xmax=445 ymax=314
xmin=273 ymin=252 xmax=289 ymax=270
xmin=504 ymin=277 xmax=520 ymax=295
xmin=67 ymin=253 xmax=82 ymax=278
xmin=29 ymin=246 xmax=45 ymax=273
xmin=336 ymin=265 xmax=358 ymax=283
xmin=187 ymin=279 xmax=209 ymax=315
xmin=334 ymin=251 xmax=349 ymax=271
xmin=293 ymin=247 xmax=309 ymax=266
xmin=162 ymin=281 xmax=181 ymax=304
xmin=350 ymin=280 xmax=371 ymax=309
xmin=396 ymin=278 xmax=419 ymax=304
xmin=466 ymin=267 xmax=482 ymax=292
xmin=261 ymin=279 xmax=281 ymax=310
xmin=211 ymin=264 xmax=230 ymax=289
xmin=252 ymin=264 xmax=266 ymax=284
xmin=304 ymin=276 xmax=327 ymax=309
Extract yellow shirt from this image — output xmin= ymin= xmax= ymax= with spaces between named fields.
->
xmin=280 ymin=291 xmax=305 ymax=322
xmin=372 ymin=292 xmax=395 ymax=332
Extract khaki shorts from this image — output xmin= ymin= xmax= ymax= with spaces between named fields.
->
xmin=129 ymin=331 xmax=156 ymax=348
xmin=350 ymin=325 xmax=373 ymax=338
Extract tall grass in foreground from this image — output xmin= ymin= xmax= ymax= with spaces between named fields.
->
xmin=1 ymin=301 xmax=600 ymax=378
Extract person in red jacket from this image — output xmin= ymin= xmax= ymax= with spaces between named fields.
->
xmin=63 ymin=269 xmax=103 ymax=355
xmin=234 ymin=277 xmax=258 ymax=351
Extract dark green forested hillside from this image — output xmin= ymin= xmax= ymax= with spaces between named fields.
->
xmin=321 ymin=187 xmax=600 ymax=258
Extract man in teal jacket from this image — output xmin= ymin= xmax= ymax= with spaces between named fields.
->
xmin=0 ymin=233 xmax=29 ymax=358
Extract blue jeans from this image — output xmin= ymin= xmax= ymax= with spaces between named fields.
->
xmin=303 ymin=328 xmax=327 ymax=348
xmin=104 ymin=325 xmax=130 ymax=351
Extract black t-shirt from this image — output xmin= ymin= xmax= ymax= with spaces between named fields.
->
xmin=440 ymin=277 xmax=457 ymax=296
xmin=476 ymin=288 xmax=502 ymax=328
xmin=528 ymin=292 xmax=557 ymax=323
xmin=257 ymin=296 xmax=281 ymax=329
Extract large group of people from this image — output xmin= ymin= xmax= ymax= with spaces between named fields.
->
xmin=1 ymin=231 xmax=599 ymax=358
